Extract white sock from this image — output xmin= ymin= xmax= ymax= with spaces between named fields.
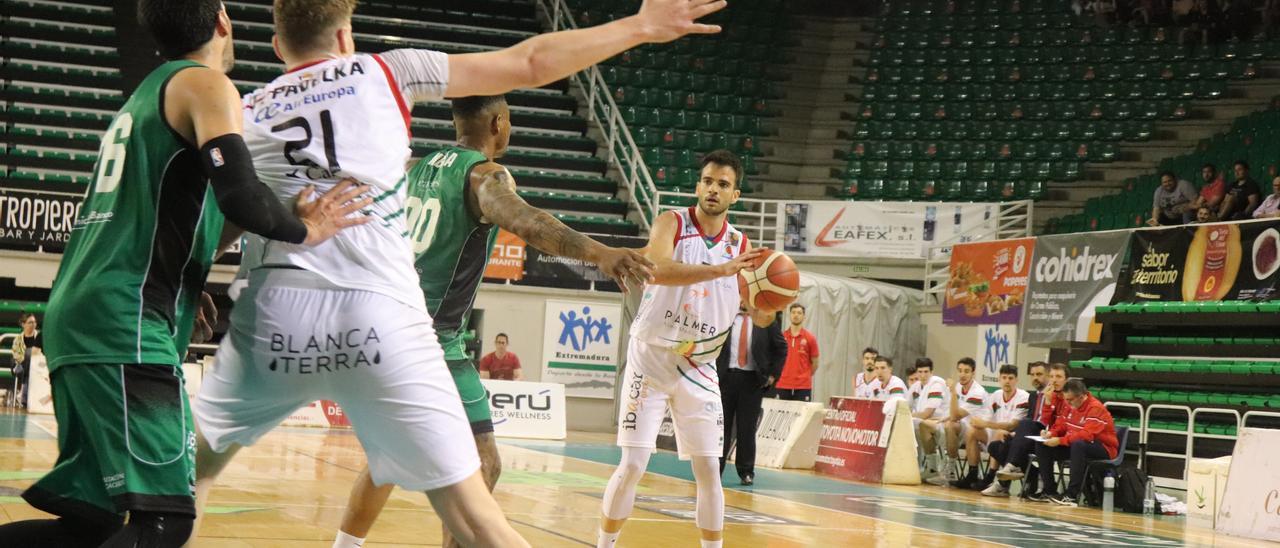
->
xmin=333 ymin=531 xmax=365 ymax=548
xmin=597 ymin=528 xmax=620 ymax=548
xmin=701 ymin=539 xmax=723 ymax=548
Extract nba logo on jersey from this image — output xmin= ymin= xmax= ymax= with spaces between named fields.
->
xmin=209 ymin=147 xmax=225 ymax=167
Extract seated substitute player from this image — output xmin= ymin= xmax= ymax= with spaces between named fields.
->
xmin=597 ymin=151 xmax=764 ymax=548
xmin=0 ymin=1 xmax=369 ymax=546
xmin=331 ymin=95 xmax=654 ymax=548
xmin=852 ymin=346 xmax=878 ymax=396
xmin=191 ymin=0 xmax=731 ymax=545
xmin=867 ymin=355 xmax=908 ymax=401
xmin=994 ymin=362 xmax=1069 ymax=499
xmin=930 ymin=358 xmax=988 ymax=485
xmin=953 ymin=364 xmax=1030 ymax=492
xmin=910 ymin=358 xmax=950 ymax=479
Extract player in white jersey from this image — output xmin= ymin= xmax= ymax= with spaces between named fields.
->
xmin=909 ymin=358 xmax=950 ymax=478
xmin=852 ymin=346 xmax=878 ymax=396
xmin=867 ymin=356 xmax=908 ymax=401
xmin=934 ymin=358 xmax=987 ymax=485
xmin=961 ymin=365 xmax=1030 ymax=492
xmin=191 ymin=0 xmax=731 ymax=545
xmin=597 ymin=150 xmax=763 ymax=548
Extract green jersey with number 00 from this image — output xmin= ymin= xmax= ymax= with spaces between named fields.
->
xmin=405 ymin=146 xmax=498 ymax=360
xmin=43 ymin=60 xmax=225 ymax=371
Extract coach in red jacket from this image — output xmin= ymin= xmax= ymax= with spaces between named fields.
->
xmin=1030 ymin=378 xmax=1118 ymax=506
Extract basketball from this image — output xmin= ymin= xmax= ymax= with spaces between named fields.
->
xmin=738 ymin=249 xmax=800 ymax=312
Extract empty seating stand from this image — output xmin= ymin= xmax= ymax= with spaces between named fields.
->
xmin=1 ymin=0 xmax=122 ymax=199
xmin=838 ymin=0 xmax=1276 ymax=203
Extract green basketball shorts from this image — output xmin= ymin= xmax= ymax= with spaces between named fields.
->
xmin=447 ymin=358 xmax=493 ymax=435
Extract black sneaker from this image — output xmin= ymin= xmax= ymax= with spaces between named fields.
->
xmin=949 ymin=476 xmax=977 ymax=489
xmin=740 ymin=474 xmax=754 ymax=486
xmin=1025 ymin=491 xmax=1053 ymax=503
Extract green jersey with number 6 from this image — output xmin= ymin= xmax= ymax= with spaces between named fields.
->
xmin=43 ymin=60 xmax=225 ymax=371
xmin=405 ymin=145 xmax=498 ymax=360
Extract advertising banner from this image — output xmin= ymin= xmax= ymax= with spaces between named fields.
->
xmin=1021 ymin=231 xmax=1129 ymax=344
xmin=541 ymin=300 xmax=621 ymax=399
xmin=752 ymin=399 xmax=826 ymax=469
xmin=1119 ymin=219 xmax=1280 ymax=303
xmin=814 ymin=397 xmax=894 ymax=483
xmin=0 ymin=189 xmax=82 ymax=249
xmin=1216 ymin=427 xmax=1280 ymax=542
xmin=482 ymin=379 xmax=566 ymax=440
xmin=281 ymin=400 xmax=351 ymax=428
xmin=975 ymin=324 xmax=1017 ymax=385
xmin=782 ymin=201 xmax=995 ymax=259
xmin=943 ymin=238 xmax=1035 ymax=325
xmin=483 ymin=229 xmax=525 ymax=281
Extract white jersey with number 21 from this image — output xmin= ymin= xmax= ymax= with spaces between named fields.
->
xmin=239 ymin=51 xmax=448 ymax=311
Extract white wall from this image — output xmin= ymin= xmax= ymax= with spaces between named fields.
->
xmin=920 ymin=309 xmax=1049 ymax=391
xmin=473 ymin=283 xmax=624 ymax=433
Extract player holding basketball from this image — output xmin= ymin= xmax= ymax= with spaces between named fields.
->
xmin=192 ymin=0 xmax=728 ymax=546
xmin=331 ymin=95 xmax=654 ymax=548
xmin=597 ymin=150 xmax=764 ymax=548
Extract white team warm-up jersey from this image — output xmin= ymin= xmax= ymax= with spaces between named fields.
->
xmin=240 ymin=52 xmax=444 ymax=310
xmin=853 ymin=371 xmax=875 ymax=396
xmin=631 ymin=207 xmax=747 ymax=360
xmin=910 ymin=376 xmax=949 ymax=415
xmin=954 ymin=380 xmax=989 ymax=418
xmin=862 ymin=375 xmax=908 ymax=401
xmin=984 ymin=388 xmax=1031 ymax=424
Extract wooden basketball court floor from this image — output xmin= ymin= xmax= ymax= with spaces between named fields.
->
xmin=0 ymin=412 xmax=1263 ymax=547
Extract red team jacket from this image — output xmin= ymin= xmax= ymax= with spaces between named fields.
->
xmin=1035 ymin=389 xmax=1067 ymax=427
xmin=1048 ymin=393 xmax=1119 ymax=459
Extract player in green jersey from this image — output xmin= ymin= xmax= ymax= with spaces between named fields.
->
xmin=330 ymin=96 xmax=654 ymax=548
xmin=0 ymin=2 xmax=368 ymax=546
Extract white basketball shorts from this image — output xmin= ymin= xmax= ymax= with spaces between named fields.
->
xmin=617 ymin=339 xmax=723 ymax=459
xmin=194 ymin=269 xmax=479 ymax=491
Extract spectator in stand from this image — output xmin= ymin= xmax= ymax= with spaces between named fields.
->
xmin=1190 ymin=164 xmax=1227 ymax=215
xmin=1195 ymin=205 xmax=1215 ymax=223
xmin=1031 ymin=379 xmax=1119 ymax=506
xmin=1252 ymin=176 xmax=1280 ymax=219
xmin=852 ymin=347 xmax=878 ymax=397
xmin=1218 ymin=160 xmax=1263 ymax=220
xmin=776 ymin=304 xmax=819 ymax=402
xmin=930 ymin=358 xmax=987 ymax=486
xmin=910 ymin=358 xmax=950 ymax=480
xmin=993 ymin=362 xmax=1067 ymax=498
xmin=478 ymin=333 xmax=522 ymax=380
xmin=955 ymin=364 xmax=1031 ymax=492
xmin=717 ymin=307 xmax=786 ymax=485
xmin=9 ymin=313 xmax=41 ymax=407
xmin=1149 ymin=171 xmax=1198 ymax=226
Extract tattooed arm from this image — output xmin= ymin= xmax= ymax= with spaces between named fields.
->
xmin=467 ymin=162 xmax=653 ymax=288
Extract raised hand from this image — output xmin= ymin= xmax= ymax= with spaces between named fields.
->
xmin=294 ymin=179 xmax=374 ymax=246
xmin=596 ymin=247 xmax=656 ymax=292
xmin=634 ymin=0 xmax=729 ymax=43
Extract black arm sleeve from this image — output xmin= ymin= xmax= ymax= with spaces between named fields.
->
xmin=199 ymin=134 xmax=308 ymax=244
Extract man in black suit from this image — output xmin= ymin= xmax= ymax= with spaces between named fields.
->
xmin=717 ymin=306 xmax=787 ymax=485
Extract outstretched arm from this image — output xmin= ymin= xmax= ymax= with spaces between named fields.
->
xmin=641 ymin=210 xmax=763 ymax=286
xmin=468 ymin=162 xmax=653 ymax=287
xmin=446 ymin=0 xmax=726 ymax=97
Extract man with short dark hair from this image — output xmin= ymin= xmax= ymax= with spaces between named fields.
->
xmin=853 ymin=346 xmax=878 ymax=396
xmin=956 ymin=364 xmax=1029 ymax=492
xmin=930 ymin=358 xmax=987 ymax=485
xmin=910 ymin=358 xmax=949 ymax=478
xmin=480 ymin=333 xmax=523 ymax=381
xmin=994 ymin=363 xmax=1070 ymax=499
xmin=1149 ymin=170 xmax=1197 ymax=226
xmin=777 ymin=303 xmax=819 ymax=402
xmin=1191 ymin=163 xmax=1226 ymax=213
xmin=1218 ymin=160 xmax=1262 ymax=220
xmin=1033 ymin=379 xmax=1118 ymax=507
xmin=866 ymin=356 xmax=908 ymax=401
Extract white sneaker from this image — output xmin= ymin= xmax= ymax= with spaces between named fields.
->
xmin=995 ymin=463 xmax=1024 ymax=481
xmin=943 ymin=462 xmax=960 ymax=482
xmin=925 ymin=473 xmax=950 ymax=486
xmin=982 ymin=482 xmax=1010 ymax=497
